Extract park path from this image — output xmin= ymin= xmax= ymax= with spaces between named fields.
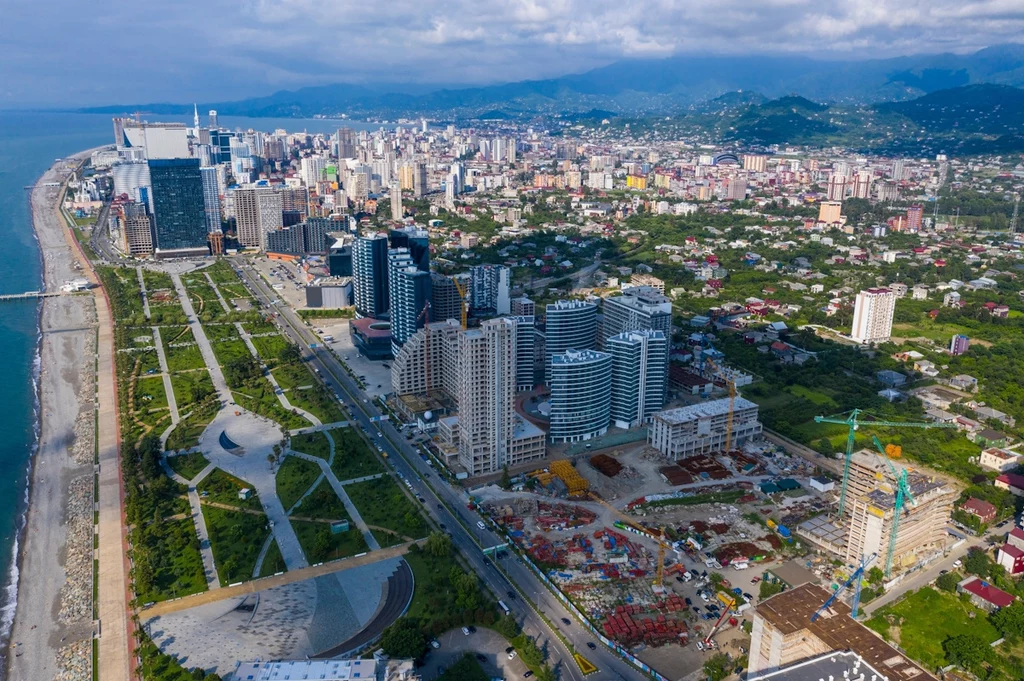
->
xmin=136 ymin=266 xmax=151 ymax=319
xmin=204 ymin=271 xmax=232 ymax=314
xmin=289 ymin=420 xmax=349 ymax=435
xmin=187 ymin=463 xmax=221 ymax=590
xmin=170 ymin=271 xmax=233 ymax=404
xmin=151 ymin=326 xmax=180 ymax=424
xmin=234 ymin=321 xmax=321 ymax=426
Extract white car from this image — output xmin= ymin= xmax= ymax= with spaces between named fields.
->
xmin=508 ymin=651 xmax=517 ymax=660
xmin=462 ymin=627 xmax=471 ymax=635
xmin=430 ymin=640 xmax=440 ymax=649
xmin=953 ymin=559 xmax=963 ymax=568
xmin=699 ymin=592 xmax=709 ymax=602
xmin=696 ymin=641 xmax=705 ymax=651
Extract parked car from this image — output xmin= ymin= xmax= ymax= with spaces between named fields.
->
xmin=586 ymin=642 xmax=596 ymax=650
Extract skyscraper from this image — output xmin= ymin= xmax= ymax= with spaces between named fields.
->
xmin=199 ymin=166 xmax=221 ymax=234
xmin=599 ymin=287 xmax=672 ymax=347
xmin=388 ymin=228 xmax=430 ymax=271
xmin=390 ymin=181 xmax=403 ymax=221
xmin=147 ymin=158 xmax=208 ymax=254
xmin=906 ymin=205 xmax=924 ymax=232
xmin=509 ymin=315 xmax=536 ymax=391
xmin=607 ymin=330 xmax=668 ymax=429
xmin=430 ymin=273 xmax=463 ymax=323
xmin=549 ymin=350 xmax=612 ymax=443
xmin=851 ymin=288 xmax=896 ymax=344
xmin=352 ymin=233 xmax=390 ymax=319
xmin=470 ymin=264 xmax=511 ymax=316
xmin=543 ymin=299 xmax=598 ymax=382
xmin=413 ymin=162 xmax=427 ymax=198
xmin=233 ymin=185 xmax=282 ymax=250
xmin=388 ymin=249 xmax=432 ymax=355
xmin=950 ymin=334 xmax=970 ymax=356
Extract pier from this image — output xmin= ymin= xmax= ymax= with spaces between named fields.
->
xmin=0 ymin=290 xmax=66 ymax=302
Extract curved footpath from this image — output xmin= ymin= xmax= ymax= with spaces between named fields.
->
xmin=7 ymin=151 xmax=130 ymax=681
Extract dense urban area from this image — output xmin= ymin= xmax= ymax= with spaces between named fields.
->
xmin=45 ymin=107 xmax=1024 ymax=681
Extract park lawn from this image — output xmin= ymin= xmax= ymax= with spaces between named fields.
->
xmin=276 ymin=455 xmax=323 ymax=510
xmin=242 ymin=317 xmax=277 ymax=335
xmin=204 ymin=323 xmax=240 ymax=342
xmin=135 ymin=516 xmax=207 ymax=603
xmin=257 ymin=539 xmax=287 ymax=578
xmin=292 ymin=519 xmax=369 ymax=563
xmin=135 ymin=376 xmax=169 ymax=411
xmin=249 ymin=333 xmax=291 ymax=363
xmin=437 ymin=654 xmax=488 ymax=681
xmin=164 ymin=396 xmax=219 ymax=452
xmin=167 ymin=452 xmax=209 ymax=481
xmin=203 ymin=259 xmax=241 ymax=284
xmin=787 ymin=384 xmax=838 ymax=409
xmin=203 ymin=505 xmax=271 ymax=585
xmin=290 ymin=431 xmax=331 ymax=460
xmin=169 ymin=370 xmax=214 ymax=411
xmin=865 ymin=587 xmax=1000 ymax=670
xmin=330 ymin=428 xmax=385 ymax=480
xmin=218 ymin=282 xmax=253 ymax=301
xmin=197 ymin=468 xmax=262 ymax=511
xmin=163 ymin=327 xmax=207 ymax=372
xmin=272 ymin=360 xmax=319 ymax=391
xmin=233 ymin=379 xmax=312 ymax=430
xmin=211 ymin=338 xmax=253 ymax=374
xmin=142 ymin=269 xmax=174 ymax=290
xmin=282 ymin=383 xmax=346 ymax=424
xmin=346 ymin=476 xmax=426 ymax=543
xmin=292 ymin=479 xmax=348 ymax=521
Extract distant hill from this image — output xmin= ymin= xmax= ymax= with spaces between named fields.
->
xmin=876 ymin=83 xmax=1024 ymax=134
xmin=79 ymin=44 xmax=1024 ymax=120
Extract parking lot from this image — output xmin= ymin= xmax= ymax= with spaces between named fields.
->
xmin=418 ymin=626 xmax=530 ymax=681
xmin=251 ymin=256 xmax=309 ymax=309
xmin=316 ymin=320 xmax=393 ymax=399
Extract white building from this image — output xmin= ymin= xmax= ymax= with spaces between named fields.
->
xmin=649 ymin=397 xmax=762 ymax=459
xmin=980 ymin=447 xmax=1021 ymax=473
xmin=549 ymin=349 xmax=612 ymax=443
xmin=607 ymin=330 xmax=668 ymax=429
xmin=850 ymin=288 xmax=896 ymax=344
xmin=543 ymin=299 xmax=598 ymax=382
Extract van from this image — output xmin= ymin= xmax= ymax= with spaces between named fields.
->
xmin=477 ymin=521 xmax=486 ymax=530
xmin=682 ymin=571 xmax=692 ymax=581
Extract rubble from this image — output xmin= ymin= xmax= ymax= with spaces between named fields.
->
xmin=58 ymin=475 xmax=94 ymax=624
xmin=54 ymin=639 xmax=91 ymax=681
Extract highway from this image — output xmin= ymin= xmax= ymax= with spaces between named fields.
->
xmin=231 ymin=257 xmax=644 ymax=681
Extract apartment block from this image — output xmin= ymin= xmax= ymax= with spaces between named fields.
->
xmin=850 ymin=288 xmax=896 ymax=344
xmin=599 ymin=286 xmax=672 ymax=347
xmin=648 ymin=397 xmax=762 ymax=459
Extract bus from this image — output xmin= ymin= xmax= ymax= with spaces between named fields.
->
xmin=497 ymin=600 xmax=511 ymax=616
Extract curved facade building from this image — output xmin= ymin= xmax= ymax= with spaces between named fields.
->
xmin=549 ymin=349 xmax=611 ymax=443
xmin=543 ymin=299 xmax=598 ymax=383
xmin=607 ymin=330 xmax=668 ymax=429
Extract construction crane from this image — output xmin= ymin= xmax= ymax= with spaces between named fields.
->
xmin=703 ymin=595 xmax=737 ymax=646
xmin=811 ymin=552 xmax=877 ymax=622
xmin=452 ymin=276 xmax=468 ymax=330
xmin=813 ymin=409 xmax=955 ymax=517
xmin=702 ymin=357 xmax=737 ymax=453
xmin=587 ymin=493 xmax=671 ymax=587
xmin=870 ymin=436 xmax=917 ymax=577
xmin=417 ymin=302 xmax=432 ymax=394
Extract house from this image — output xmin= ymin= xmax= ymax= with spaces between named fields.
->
xmin=975 ymin=429 xmax=1010 ymax=447
xmin=997 ymin=543 xmax=1024 ymax=575
xmin=761 ymin=561 xmax=818 ymax=591
xmin=958 ymin=576 xmax=1015 ymax=611
xmin=1005 ymin=527 xmax=1024 ymax=552
xmin=995 ymin=472 xmax=1024 ymax=496
xmin=960 ymin=498 xmax=997 ymax=524
xmin=979 ymin=447 xmax=1021 ymax=473
xmin=975 ymin=405 xmax=1016 ymax=428
xmin=948 ymin=374 xmax=978 ymax=392
xmin=878 ymin=388 xmax=904 ymax=402
xmin=914 ymin=360 xmax=940 ymax=377
xmin=876 ymin=369 xmax=907 ymax=387
xmin=809 ymin=476 xmax=835 ymax=493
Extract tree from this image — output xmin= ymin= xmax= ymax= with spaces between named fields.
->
xmin=380 ymin=617 xmax=427 ymax=659
xmin=703 ymin=653 xmax=731 ymax=681
xmin=964 ymin=548 xmax=992 ymax=577
xmin=500 ymin=466 xmax=512 ymax=490
xmin=709 ymin=572 xmax=725 ymax=587
xmin=312 ymin=528 xmax=333 ymax=562
xmin=866 ymin=567 xmax=885 ymax=587
xmin=495 ymin=613 xmax=520 ymax=639
xmin=759 ymin=581 xmax=784 ymax=600
xmin=278 ymin=343 xmax=302 ymax=364
xmin=936 ymin=572 xmax=961 ymax=593
xmin=991 ymin=601 xmax=1024 ymax=641
xmin=942 ymin=634 xmax=992 ymax=670
xmin=425 ymin=531 xmax=452 ymax=558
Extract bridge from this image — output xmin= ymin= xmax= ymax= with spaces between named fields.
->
xmin=0 ymin=291 xmax=65 ymax=302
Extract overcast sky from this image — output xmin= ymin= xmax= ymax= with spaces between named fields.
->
xmin=3 ymin=0 xmax=1024 ymax=107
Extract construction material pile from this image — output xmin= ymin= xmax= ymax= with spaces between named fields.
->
xmin=589 ymin=454 xmax=623 ymax=477
xmin=602 ymin=602 xmax=689 ymax=647
xmin=535 ymin=503 xmax=597 ymax=532
xmin=551 ymin=459 xmax=589 ymax=496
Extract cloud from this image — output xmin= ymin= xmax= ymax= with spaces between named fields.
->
xmin=1 ymin=0 xmax=1023 ymax=106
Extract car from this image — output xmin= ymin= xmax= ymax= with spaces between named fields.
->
xmin=437 ymin=503 xmax=444 ymax=510
xmin=483 ymin=558 xmax=490 ymax=566
xmin=418 ymin=496 xmax=426 ymax=503
xmin=508 ymin=591 xmax=516 ymax=600
xmin=507 ymin=651 xmax=517 ymax=660
xmin=693 ymin=606 xmax=701 ymax=613
xmin=439 ymin=523 xmax=447 ymax=530
xmin=475 ymin=654 xmax=486 ymax=662
xmin=690 ymin=569 xmax=700 ymax=577
xmin=561 ymin=617 xmax=571 ymax=626
xmin=430 ymin=640 xmax=440 ymax=649
xmin=524 ymin=672 xmax=533 ymax=678
xmin=462 ymin=627 xmax=471 ymax=635
xmin=743 ymin=592 xmax=753 ymax=601
xmin=586 ymin=642 xmax=596 ymax=650
xmin=685 ymin=597 xmax=692 ymax=606
xmin=696 ymin=641 xmax=705 ymax=651
xmin=953 ymin=559 xmax=963 ymax=568
xmin=675 ymin=576 xmax=685 ymax=583
xmin=477 ymin=521 xmax=486 ymax=530
xmin=505 ymin=647 xmax=515 ymax=654
xmin=751 ymin=576 xmax=761 ymax=583
xmin=699 ymin=593 xmax=709 ymax=602
xmin=940 ymin=569 xmax=949 ymax=574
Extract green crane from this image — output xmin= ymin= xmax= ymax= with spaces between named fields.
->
xmin=813 ymin=409 xmax=955 ymax=517
xmin=870 ymin=436 xmax=916 ymax=577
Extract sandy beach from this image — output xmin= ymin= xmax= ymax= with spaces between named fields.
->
xmin=6 ymin=151 xmax=119 ymax=681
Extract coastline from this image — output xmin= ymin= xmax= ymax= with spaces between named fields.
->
xmin=7 ymin=150 xmax=122 ymax=681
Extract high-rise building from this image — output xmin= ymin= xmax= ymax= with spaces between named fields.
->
xmin=352 ymin=233 xmax=390 ymax=319
xmin=607 ymin=330 xmax=668 ymax=429
xmin=265 ymin=225 xmax=304 ymax=255
xmin=208 ymin=110 xmax=218 ymax=128
xmin=826 ymin=174 xmax=847 ymax=201
xmin=817 ymin=200 xmax=842 ymax=224
xmin=390 ymin=181 xmax=403 ymax=221
xmin=950 ymin=334 xmax=970 ymax=356
xmin=599 ymin=287 xmax=672 ymax=347
xmin=413 ymin=162 xmax=427 ymax=198
xmin=906 ymin=204 xmax=924 ymax=232
xmin=511 ymin=296 xmax=535 ymax=317
xmin=470 ymin=264 xmax=511 ymax=316
xmin=388 ymin=249 xmax=432 ymax=355
xmin=509 ymin=316 xmax=536 ymax=391
xmin=303 ymin=217 xmax=334 ymax=254
xmin=649 ymin=397 xmax=762 ymax=459
xmin=742 ymin=155 xmax=767 ymax=173
xmin=119 ymin=121 xmax=190 ymax=160
xmin=850 ymin=288 xmax=896 ymax=344
xmin=725 ymin=173 xmax=748 ymax=201
xmin=892 ymin=159 xmax=905 ymax=181
xmin=549 ymin=349 xmax=612 ymax=443
xmin=543 ymin=300 xmax=598 ymax=382
xmin=199 ymin=166 xmax=221 ymax=234
xmin=147 ymin=158 xmax=208 ymax=255
xmin=336 ymin=128 xmax=356 ymax=159
xmin=388 ymin=228 xmax=430 ymax=271
xmin=233 ymin=185 xmax=282 ymax=250
xmin=430 ymin=273 xmax=463 ymax=323
xmin=301 ymin=155 xmax=328 ymax=188
xmin=852 ymin=170 xmax=873 ymax=200
xmin=109 ymin=200 xmax=154 ymax=256
xmin=111 ymin=161 xmax=152 ymax=209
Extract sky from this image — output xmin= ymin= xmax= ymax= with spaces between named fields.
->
xmin=3 ymin=0 xmax=1024 ymax=107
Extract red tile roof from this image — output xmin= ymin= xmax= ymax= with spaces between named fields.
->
xmin=961 ymin=577 xmax=1015 ymax=608
xmin=999 ymin=543 xmax=1024 ymax=559
xmin=961 ymin=497 xmax=998 ymax=520
xmin=997 ymin=473 xmax=1024 ymax=491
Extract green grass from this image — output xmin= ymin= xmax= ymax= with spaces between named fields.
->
xmin=164 ymin=396 xmax=219 ymax=452
xmin=242 ymin=318 xmax=278 ymax=335
xmin=163 ymin=327 xmax=206 ymax=372
xmin=290 ymin=431 xmax=331 ymax=460
xmin=204 ymin=323 xmax=240 ymax=342
xmin=258 ymin=539 xmax=287 ymax=578
xmin=249 ymin=333 xmax=291 ymax=363
xmin=203 ymin=505 xmax=271 ymax=585
xmin=292 ymin=519 xmax=368 ymax=563
xmin=211 ymin=338 xmax=254 ymax=372
xmin=276 ymin=455 xmax=322 ymax=510
xmin=330 ymin=428 xmax=385 ymax=481
xmin=135 ymin=376 xmax=169 ymax=412
xmin=166 ymin=452 xmax=209 ymax=481
xmin=233 ymin=378 xmax=312 ymax=430
xmin=292 ymin=479 xmax=347 ymax=520
xmin=345 ymin=476 xmax=426 ymax=545
xmin=437 ymin=654 xmax=489 ymax=681
xmin=197 ymin=468 xmax=262 ymax=511
xmin=865 ymin=587 xmax=1000 ymax=670
xmin=142 ymin=269 xmax=174 ymax=290
xmin=134 ymin=517 xmax=207 ymax=604
xmin=787 ymin=384 xmax=838 ymax=409
xmin=169 ymin=370 xmax=214 ymax=411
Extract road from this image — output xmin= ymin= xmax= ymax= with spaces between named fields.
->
xmin=232 ymin=258 xmax=642 ymax=681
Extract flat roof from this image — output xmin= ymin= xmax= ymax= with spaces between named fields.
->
xmin=767 ymin=561 xmax=817 ymax=588
xmin=756 ymin=584 xmax=934 ymax=681
xmin=234 ymin=658 xmax=376 ymax=680
xmin=748 ymin=650 xmax=887 ymax=681
xmin=653 ymin=396 xmax=758 ymax=424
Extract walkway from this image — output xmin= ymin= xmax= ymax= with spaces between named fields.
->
xmin=204 ymin=271 xmax=232 ymax=314
xmin=187 ymin=463 xmax=221 ymax=590
xmin=151 ymin=326 xmax=179 ymax=424
xmin=171 ymin=271 xmax=233 ymax=404
xmin=289 ymin=448 xmax=381 ymax=551
xmin=140 ymin=542 xmax=415 ymax=617
xmin=234 ymin=321 xmax=321 ymax=426
xmin=289 ymin=420 xmax=350 ymax=436
xmin=136 ymin=266 xmax=151 ymax=319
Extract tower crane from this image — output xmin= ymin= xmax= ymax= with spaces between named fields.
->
xmin=812 ymin=552 xmax=877 ymax=621
xmin=587 ymin=493 xmax=671 ymax=588
xmin=452 ymin=276 xmax=468 ymax=330
xmin=870 ymin=436 xmax=916 ymax=577
xmin=702 ymin=357 xmax=737 ymax=453
xmin=813 ymin=409 xmax=955 ymax=517
xmin=417 ymin=302 xmax=432 ymax=394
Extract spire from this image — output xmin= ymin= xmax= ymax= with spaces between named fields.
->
xmin=193 ymin=103 xmax=199 ymax=128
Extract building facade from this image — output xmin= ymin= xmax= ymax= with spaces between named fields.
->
xmin=850 ymin=288 xmax=896 ymax=344
xmin=543 ymin=299 xmax=598 ymax=383
xmin=352 ymin=233 xmax=390 ymax=319
xmin=549 ymin=349 xmax=612 ymax=443
xmin=147 ymin=158 xmax=208 ymax=255
xmin=607 ymin=330 xmax=668 ymax=429
xmin=648 ymin=397 xmax=762 ymax=459
xmin=599 ymin=286 xmax=672 ymax=347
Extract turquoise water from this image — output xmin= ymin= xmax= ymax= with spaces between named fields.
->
xmin=0 ymin=110 xmax=381 ymax=643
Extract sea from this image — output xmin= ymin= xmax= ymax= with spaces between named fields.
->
xmin=0 ymin=110 xmax=383 ymax=645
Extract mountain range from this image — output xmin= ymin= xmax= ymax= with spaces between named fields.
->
xmin=80 ymin=44 xmax=1024 ymax=120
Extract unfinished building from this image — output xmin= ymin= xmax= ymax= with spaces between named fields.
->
xmin=749 ymin=583 xmax=934 ymax=680
xmin=648 ymin=397 xmax=762 ymax=459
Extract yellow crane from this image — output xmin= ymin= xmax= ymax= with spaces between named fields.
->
xmin=452 ymin=276 xmax=468 ymax=329
xmin=703 ymin=356 xmax=737 ymax=453
xmin=587 ymin=492 xmax=670 ymax=587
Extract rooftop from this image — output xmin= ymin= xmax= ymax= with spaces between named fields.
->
xmin=766 ymin=560 xmax=817 ymax=588
xmin=959 ymin=576 xmax=1015 ymax=608
xmin=233 ymin=658 xmax=377 ymax=681
xmin=756 ymin=584 xmax=934 ymax=681
xmin=552 ymin=349 xmax=610 ymax=365
xmin=653 ymin=396 xmax=758 ymax=424
xmin=748 ymin=650 xmax=888 ymax=681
